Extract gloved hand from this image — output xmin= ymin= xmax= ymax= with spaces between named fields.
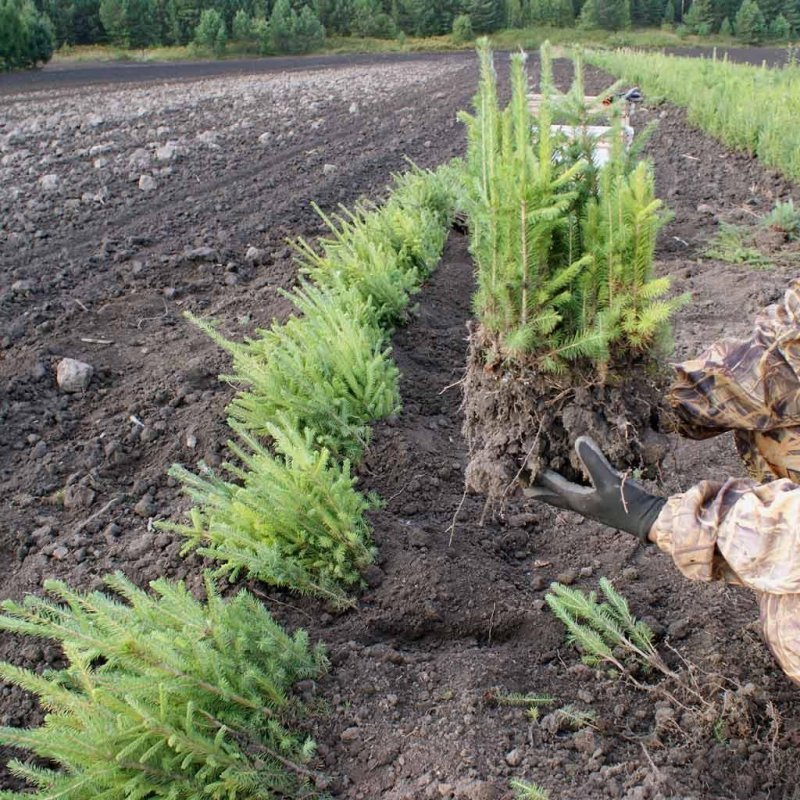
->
xmin=525 ymin=436 xmax=666 ymax=540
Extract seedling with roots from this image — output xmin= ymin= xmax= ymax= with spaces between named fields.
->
xmin=545 ymin=577 xmax=675 ymax=680
xmin=460 ymin=40 xmax=689 ymax=372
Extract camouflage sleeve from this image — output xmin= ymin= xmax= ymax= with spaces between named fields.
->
xmin=759 ymin=592 xmax=800 ymax=686
xmin=668 ymin=279 xmax=800 ymax=440
xmin=649 ymin=477 xmax=800 ymax=593
xmin=650 ymin=478 xmax=800 ymax=685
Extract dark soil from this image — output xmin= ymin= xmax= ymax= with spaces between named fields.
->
xmin=2 ymin=53 xmax=800 ymax=800
xmin=462 ymin=333 xmax=670 ymax=498
xmin=0 ymin=51 xmax=472 ymax=95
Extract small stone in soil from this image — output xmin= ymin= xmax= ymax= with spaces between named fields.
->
xmin=668 ymin=618 xmax=691 ymax=640
xmin=51 ymin=546 xmax=69 ymax=561
xmin=340 ymin=726 xmax=360 ymax=742
xmin=139 ymin=174 xmax=157 ymax=192
xmin=56 ymin=358 xmax=93 ymax=393
xmin=363 ymin=565 xmax=385 ymax=588
xmin=407 ymin=526 xmax=430 ymax=547
xmin=134 ymin=494 xmax=156 ymax=517
xmin=244 ymin=246 xmax=263 ymax=263
xmin=621 ymin=566 xmax=639 ymax=581
xmin=103 ymin=522 xmax=121 ymax=541
xmin=555 ymin=569 xmax=577 ymax=586
xmin=63 ymin=484 xmax=96 ymax=510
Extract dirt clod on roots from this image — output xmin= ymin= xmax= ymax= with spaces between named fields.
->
xmin=462 ymin=325 xmax=672 ymax=501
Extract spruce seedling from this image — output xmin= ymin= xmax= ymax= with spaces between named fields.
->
xmin=167 ymin=419 xmax=376 ymax=607
xmin=546 ymin=577 xmax=674 ymax=678
xmin=188 ymin=282 xmax=400 ymax=462
xmin=510 ymin=779 xmax=550 ymax=800
xmin=0 ymin=573 xmax=326 ymax=800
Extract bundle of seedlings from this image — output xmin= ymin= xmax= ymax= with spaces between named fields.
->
xmin=0 ymin=573 xmax=326 ymax=800
xmin=461 ymin=42 xmax=689 ymax=500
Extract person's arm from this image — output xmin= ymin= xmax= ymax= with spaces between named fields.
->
xmin=655 ymin=477 xmax=800 ymax=686
xmin=529 ymin=437 xmax=800 ymax=593
xmin=528 ymin=437 xmax=800 ymax=685
xmin=650 ymin=476 xmax=800 ymax=594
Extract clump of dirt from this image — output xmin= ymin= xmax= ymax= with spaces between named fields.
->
xmin=462 ymin=325 xmax=671 ymax=500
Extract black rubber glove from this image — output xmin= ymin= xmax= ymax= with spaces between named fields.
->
xmin=525 ymin=436 xmax=666 ymax=540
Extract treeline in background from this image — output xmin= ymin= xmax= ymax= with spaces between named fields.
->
xmin=2 ymin=0 xmax=800 ymax=72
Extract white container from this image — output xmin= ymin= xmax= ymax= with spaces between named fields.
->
xmin=550 ymin=124 xmax=635 ymax=167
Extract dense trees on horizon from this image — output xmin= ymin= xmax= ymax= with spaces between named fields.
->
xmin=1 ymin=0 xmax=54 ymax=69
xmin=3 ymin=0 xmax=799 ymax=71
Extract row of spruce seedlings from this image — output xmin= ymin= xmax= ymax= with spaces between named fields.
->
xmin=0 ymin=164 xmax=460 ymax=799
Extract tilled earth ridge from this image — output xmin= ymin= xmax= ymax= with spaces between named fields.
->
xmin=1 ymin=53 xmax=800 ymax=799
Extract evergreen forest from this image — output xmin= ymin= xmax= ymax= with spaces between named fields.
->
xmin=2 ymin=0 xmax=799 ymax=72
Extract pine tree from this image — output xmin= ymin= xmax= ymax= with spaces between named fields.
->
xmin=98 ymin=0 xmax=124 ymax=42
xmin=269 ymin=0 xmax=294 ymax=47
xmin=779 ymin=0 xmax=799 ymax=30
xmin=683 ymin=0 xmax=713 ymax=31
xmin=24 ymin=6 xmax=55 ymax=63
xmin=506 ymin=0 xmax=527 ymax=25
xmin=662 ymin=0 xmax=675 ymax=21
xmin=735 ymin=0 xmax=765 ymax=40
xmin=125 ymin=0 xmax=157 ymax=47
xmin=168 ymin=0 xmax=202 ymax=43
xmin=351 ymin=0 xmax=396 ymax=36
xmin=401 ymin=0 xmax=449 ymax=35
xmin=580 ymin=0 xmax=630 ymax=29
xmin=530 ymin=0 xmax=574 ymax=25
xmin=758 ymin=0 xmax=782 ymax=22
xmin=719 ymin=13 xmax=732 ymax=31
xmin=194 ymin=7 xmax=226 ymax=53
xmin=232 ymin=7 xmax=253 ymax=38
xmin=710 ymin=0 xmax=739 ymax=27
xmin=768 ymin=9 xmax=790 ymax=33
xmin=268 ymin=0 xmax=324 ymax=50
xmin=293 ymin=3 xmax=325 ymax=47
xmin=644 ymin=0 xmax=664 ymax=23
xmin=469 ymin=0 xmax=504 ymax=31
xmin=452 ymin=11 xmax=474 ymax=38
xmin=318 ymin=0 xmax=353 ymax=32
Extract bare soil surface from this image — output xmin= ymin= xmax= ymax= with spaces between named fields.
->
xmin=2 ymin=54 xmax=800 ymax=799
xmin=0 ymin=51 xmax=468 ymax=95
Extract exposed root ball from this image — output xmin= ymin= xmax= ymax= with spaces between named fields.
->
xmin=462 ymin=326 xmax=671 ymax=501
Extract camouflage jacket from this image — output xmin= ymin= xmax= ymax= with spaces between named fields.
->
xmin=651 ymin=280 xmax=800 ymax=686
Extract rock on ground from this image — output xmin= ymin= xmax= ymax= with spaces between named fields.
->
xmin=56 ymin=358 xmax=93 ymax=393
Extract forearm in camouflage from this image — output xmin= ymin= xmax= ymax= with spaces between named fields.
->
xmin=649 ymin=477 xmax=800 ymax=685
